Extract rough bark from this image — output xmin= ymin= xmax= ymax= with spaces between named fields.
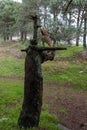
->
xmin=76 ymin=8 xmax=81 ymax=46
xmin=18 ymin=44 xmax=54 ymax=129
xmin=83 ymin=13 xmax=87 ymax=49
xmin=18 ymin=26 xmax=55 ymax=129
xmin=18 ymin=48 xmax=43 ymax=129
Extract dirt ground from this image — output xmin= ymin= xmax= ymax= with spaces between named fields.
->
xmin=43 ymin=81 xmax=87 ymax=130
xmin=0 ymin=42 xmax=87 ymax=130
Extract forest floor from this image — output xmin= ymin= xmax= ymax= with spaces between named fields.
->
xmin=0 ymin=41 xmax=87 ymax=130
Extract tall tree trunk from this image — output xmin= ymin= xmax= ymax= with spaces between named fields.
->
xmin=20 ymin=31 xmax=24 ymax=41
xmin=43 ymin=6 xmax=47 ymax=26
xmin=6 ymin=35 xmax=9 ymax=40
xmin=10 ymin=35 xmax=12 ymax=41
xmin=83 ymin=13 xmax=87 ymax=49
xmin=18 ymin=41 xmax=54 ymax=129
xmin=4 ymin=36 xmax=6 ymax=41
xmin=76 ymin=8 xmax=80 ymax=46
xmin=53 ymin=11 xmax=57 ymax=22
xmin=68 ymin=12 xmax=71 ymax=45
xmin=24 ymin=32 xmax=27 ymax=41
xmin=18 ymin=47 xmax=43 ymax=129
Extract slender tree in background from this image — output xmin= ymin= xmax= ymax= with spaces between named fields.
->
xmin=72 ymin=0 xmax=86 ymax=46
xmin=82 ymin=1 xmax=87 ymax=48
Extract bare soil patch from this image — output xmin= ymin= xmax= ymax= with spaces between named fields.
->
xmin=0 ymin=42 xmax=24 ymax=58
xmin=0 ymin=75 xmax=24 ymax=80
xmin=74 ymin=49 xmax=87 ymax=61
xmin=43 ymin=81 xmax=87 ymax=130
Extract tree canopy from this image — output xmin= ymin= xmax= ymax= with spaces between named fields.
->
xmin=0 ymin=0 xmax=86 ymax=47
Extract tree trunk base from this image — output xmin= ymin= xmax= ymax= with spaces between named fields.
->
xmin=18 ymin=50 xmax=43 ymax=129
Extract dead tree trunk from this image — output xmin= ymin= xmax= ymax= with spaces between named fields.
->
xmin=18 ymin=45 xmax=43 ymax=129
xmin=83 ymin=13 xmax=87 ymax=49
xmin=18 ymin=24 xmax=55 ymax=129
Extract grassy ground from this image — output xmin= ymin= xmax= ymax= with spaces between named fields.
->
xmin=0 ymin=79 xmax=59 ymax=130
xmin=42 ymin=60 xmax=87 ymax=90
xmin=0 ymin=42 xmax=87 ymax=130
xmin=56 ymin=45 xmax=83 ymax=56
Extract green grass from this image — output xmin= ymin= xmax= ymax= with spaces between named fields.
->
xmin=0 ymin=79 xmax=23 ymax=130
xmin=56 ymin=45 xmax=83 ymax=57
xmin=42 ymin=60 xmax=87 ymax=90
xmin=0 ymin=79 xmax=60 ymax=130
xmin=0 ymin=38 xmax=4 ymax=43
xmin=59 ymin=108 xmax=68 ymax=115
xmin=0 ymin=57 xmax=24 ymax=76
xmin=40 ymin=112 xmax=59 ymax=130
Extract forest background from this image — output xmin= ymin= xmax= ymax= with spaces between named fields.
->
xmin=0 ymin=0 xmax=87 ymax=47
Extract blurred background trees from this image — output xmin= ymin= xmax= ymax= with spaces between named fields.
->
xmin=0 ymin=0 xmax=86 ymax=48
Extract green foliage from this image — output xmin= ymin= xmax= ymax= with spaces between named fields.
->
xmin=74 ymin=0 xmax=87 ymax=5
xmin=0 ymin=0 xmax=86 ymax=46
xmin=0 ymin=0 xmax=21 ymax=39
